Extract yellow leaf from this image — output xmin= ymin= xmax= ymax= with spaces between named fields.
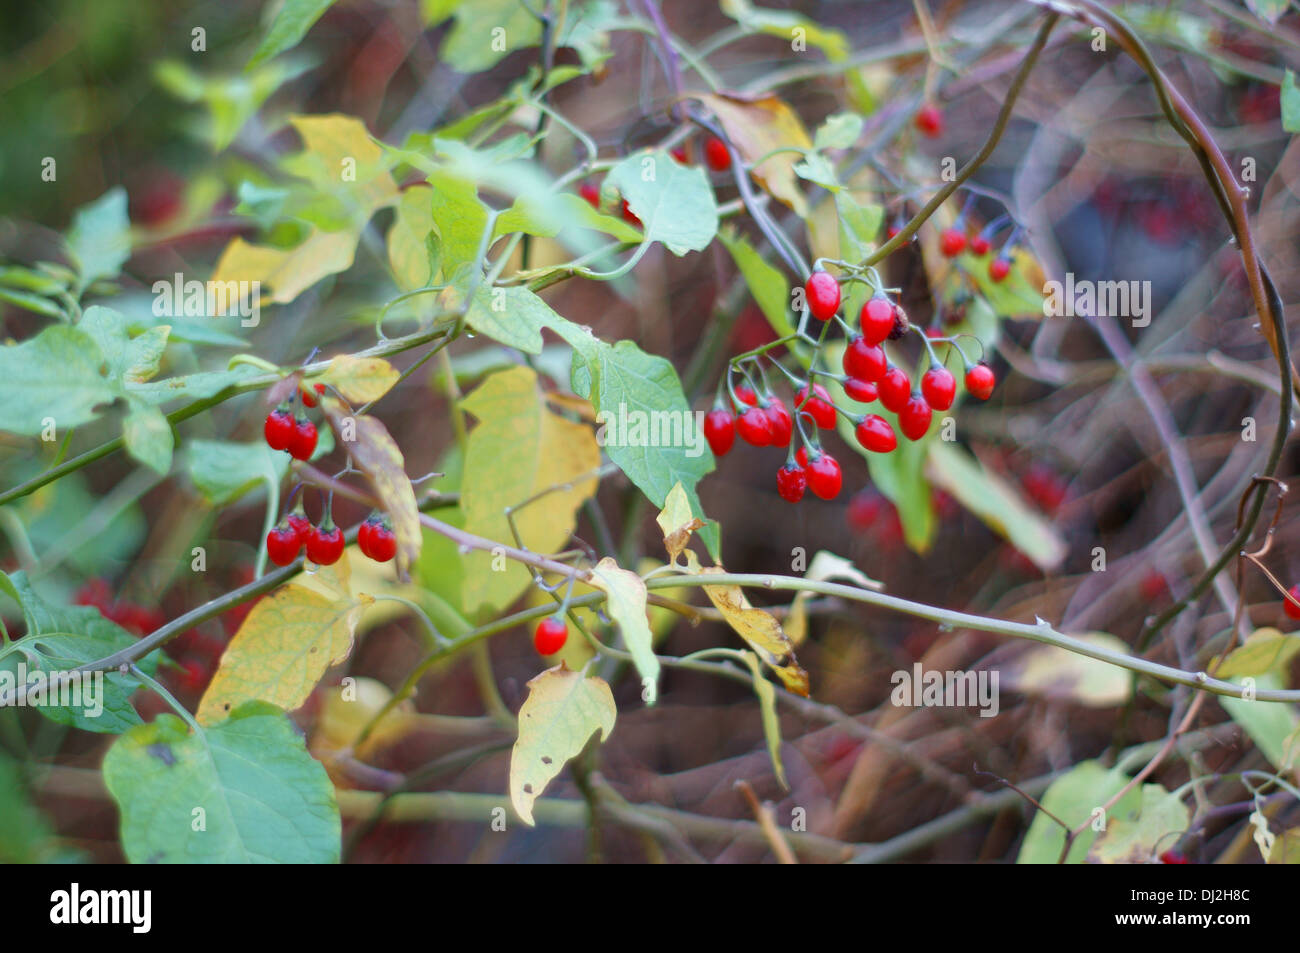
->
xmin=387 ymin=184 xmax=436 ymax=291
xmin=589 ymin=556 xmax=659 ymax=704
xmin=510 ymin=665 xmax=616 ymax=826
xmin=321 ymin=399 xmax=422 ymax=579
xmin=198 ymin=556 xmax=368 ymax=724
xmin=655 ymin=481 xmax=705 ymax=564
xmin=698 ymin=92 xmax=813 ymax=216
xmin=737 ymin=649 xmax=788 ymax=789
xmin=1004 ymin=632 xmax=1134 ymax=707
xmin=688 ymin=554 xmax=810 ymax=697
xmin=211 ymin=230 xmax=357 ymax=305
xmin=318 ymin=354 xmax=400 ymax=404
xmin=459 ymin=366 xmax=599 ymax=616
xmin=310 ymin=677 xmax=418 ymax=763
xmin=1210 ymin=627 xmax=1300 ymax=679
xmin=286 ymin=114 xmax=397 ymax=211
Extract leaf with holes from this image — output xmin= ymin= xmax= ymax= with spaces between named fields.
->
xmin=509 ymin=665 xmax=616 ymax=826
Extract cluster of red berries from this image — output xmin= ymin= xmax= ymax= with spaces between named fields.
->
xmin=938 ymin=220 xmax=1014 ymax=283
xmin=263 ymin=382 xmax=324 ymax=461
xmin=707 ymin=271 xmax=996 ymax=504
xmin=265 ymin=508 xmax=398 ymax=568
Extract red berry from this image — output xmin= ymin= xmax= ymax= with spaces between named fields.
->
xmin=1285 ymin=584 xmax=1300 ymax=621
xmin=795 ymin=445 xmax=809 ymax=468
xmin=1139 ymin=570 xmax=1168 ymax=602
xmin=844 ymin=377 xmax=878 ymax=403
xmin=736 ymin=407 xmax=773 ymax=446
xmin=860 ymin=297 xmax=895 ymax=345
xmin=264 ymin=408 xmax=294 ymax=451
xmin=534 ymin=617 xmax=568 ymax=655
xmin=794 ymin=383 xmax=837 ymax=429
xmin=878 ymin=366 xmax=911 ymax=413
xmin=775 ymin=463 xmax=807 ymax=503
xmin=1023 ymin=465 xmax=1068 ymax=512
xmin=704 ymin=136 xmax=731 ymax=172
xmin=287 ymin=417 xmax=318 ymax=461
xmin=621 ymin=200 xmax=642 ymax=228
xmin=886 ymin=223 xmax=901 ymax=240
xmin=805 ymin=271 xmax=841 ymax=321
xmin=266 ymin=523 xmax=302 ymax=566
xmin=287 ymin=512 xmax=312 ymax=544
xmin=670 ymin=145 xmax=688 ymax=164
xmin=734 ymin=384 xmax=759 ymax=407
xmin=898 ymin=393 xmax=933 ymax=441
xmin=300 ymin=382 xmax=325 ymax=408
xmin=921 ymin=366 xmax=956 ymax=411
xmin=764 ymin=399 xmax=793 ymax=447
xmin=360 ymin=519 xmax=397 ymax=563
xmin=855 ymin=415 xmax=897 ymax=453
xmin=176 ymin=659 xmax=209 ymax=693
xmin=805 ymin=453 xmax=843 ymax=500
xmin=579 ymin=182 xmax=601 ymax=208
xmin=940 ymin=227 xmax=967 ymax=258
xmin=847 ymin=490 xmax=885 ymax=532
xmin=843 ymin=336 xmax=887 ymax=381
xmin=970 ymin=235 xmax=991 ymax=257
xmin=1159 ymin=850 xmax=1189 ymax=864
xmin=704 ymin=408 xmax=736 ymax=456
xmin=306 ymin=524 xmax=344 ymax=566
xmin=965 ymin=363 xmax=996 ymax=400
xmin=989 ymin=257 xmax=1011 ymax=282
xmin=915 ymin=104 xmax=943 ymax=138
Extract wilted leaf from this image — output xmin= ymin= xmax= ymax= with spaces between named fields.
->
xmin=589 ymin=557 xmax=659 ymax=704
xmin=655 ymin=482 xmax=706 ymax=564
xmin=786 ymin=551 xmax=881 ymax=646
xmin=697 ymin=92 xmax=813 ymax=216
xmin=510 ymin=665 xmax=616 ymax=825
xmin=318 ymin=354 xmax=400 ymax=404
xmin=737 ymin=650 xmax=788 ymax=789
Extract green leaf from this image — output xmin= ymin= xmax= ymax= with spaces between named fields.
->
xmin=718 ymin=228 xmax=795 ymax=338
xmin=1087 ymin=784 xmax=1189 ymax=864
xmin=737 ymin=650 xmax=788 ymax=788
xmin=126 ymin=365 xmax=260 ymax=406
xmin=103 ymin=702 xmax=341 ymax=862
xmin=509 ymin=666 xmax=616 ymax=825
xmin=123 ymin=402 xmax=174 ymax=475
xmin=1283 ymin=70 xmax=1300 ymax=133
xmin=813 ymin=112 xmax=864 ymax=151
xmin=0 ymin=325 xmax=118 ymax=436
xmin=494 ymin=191 xmax=641 ymax=244
xmin=462 ymin=283 xmax=558 ymax=354
xmin=588 ymin=557 xmax=660 ymax=704
xmin=836 ymin=193 xmax=884 ymax=262
xmin=66 ymin=188 xmax=131 ymax=296
xmin=0 ymin=571 xmax=156 ymax=734
xmin=386 ymin=184 xmax=440 ymax=292
xmin=605 ymin=152 xmax=719 ymax=255
xmin=248 ymin=0 xmax=338 ymax=68
xmin=0 ymin=286 xmax=64 ymax=318
xmin=1220 ymin=672 xmax=1300 ymax=771
xmin=427 ymin=170 xmax=490 ymax=273
xmin=431 ymin=0 xmax=544 ymax=74
xmin=927 ymin=441 xmax=1067 ymax=571
xmin=1016 ymin=760 xmax=1141 ymax=864
xmin=570 ymin=339 xmax=719 ymax=559
xmin=186 ymin=439 xmax=289 ymax=506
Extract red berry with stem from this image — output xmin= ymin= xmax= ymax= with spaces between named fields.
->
xmin=734 ymin=384 xmax=759 ymax=407
xmin=1285 ymin=584 xmax=1300 ymax=621
xmin=736 ymin=406 xmax=773 ymax=446
xmin=805 ymin=452 xmax=843 ymax=500
xmin=287 ymin=511 xmax=311 ymax=543
xmin=764 ymin=398 xmax=793 ymax=447
xmin=579 ymin=182 xmax=601 ymax=208
xmin=704 ymin=136 xmax=732 ymax=172
xmin=860 ymin=297 xmax=895 ymax=345
xmin=921 ymin=366 xmax=957 ymax=411
xmin=300 ymin=382 xmax=326 ymax=408
xmin=805 ymin=271 xmax=841 ymax=321
xmin=898 ymin=393 xmax=933 ymax=441
xmin=940 ymin=227 xmax=967 ymax=258
xmin=287 ymin=416 xmax=318 ymax=461
xmin=965 ymin=362 xmax=996 ymax=400
xmin=266 ymin=523 xmax=302 ymax=566
xmin=843 ymin=336 xmax=887 ymax=381
xmin=775 ymin=463 xmax=807 ymax=503
xmin=306 ymin=521 xmax=345 ymax=566
xmin=915 ymin=103 xmax=943 ymax=138
xmin=970 ymin=235 xmax=991 ymax=257
xmin=855 ymin=414 xmax=897 ymax=453
xmin=844 ymin=377 xmax=878 ymax=403
xmin=795 ymin=383 xmax=837 ymax=429
xmin=264 ymin=407 xmax=294 ymax=451
xmin=878 ymin=366 xmax=912 ymax=413
xmin=989 ymin=256 xmax=1011 ymax=282
xmin=704 ymin=408 xmax=736 ymax=456
xmin=533 ymin=616 xmax=568 ymax=655
xmin=358 ymin=515 xmax=398 ymax=563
